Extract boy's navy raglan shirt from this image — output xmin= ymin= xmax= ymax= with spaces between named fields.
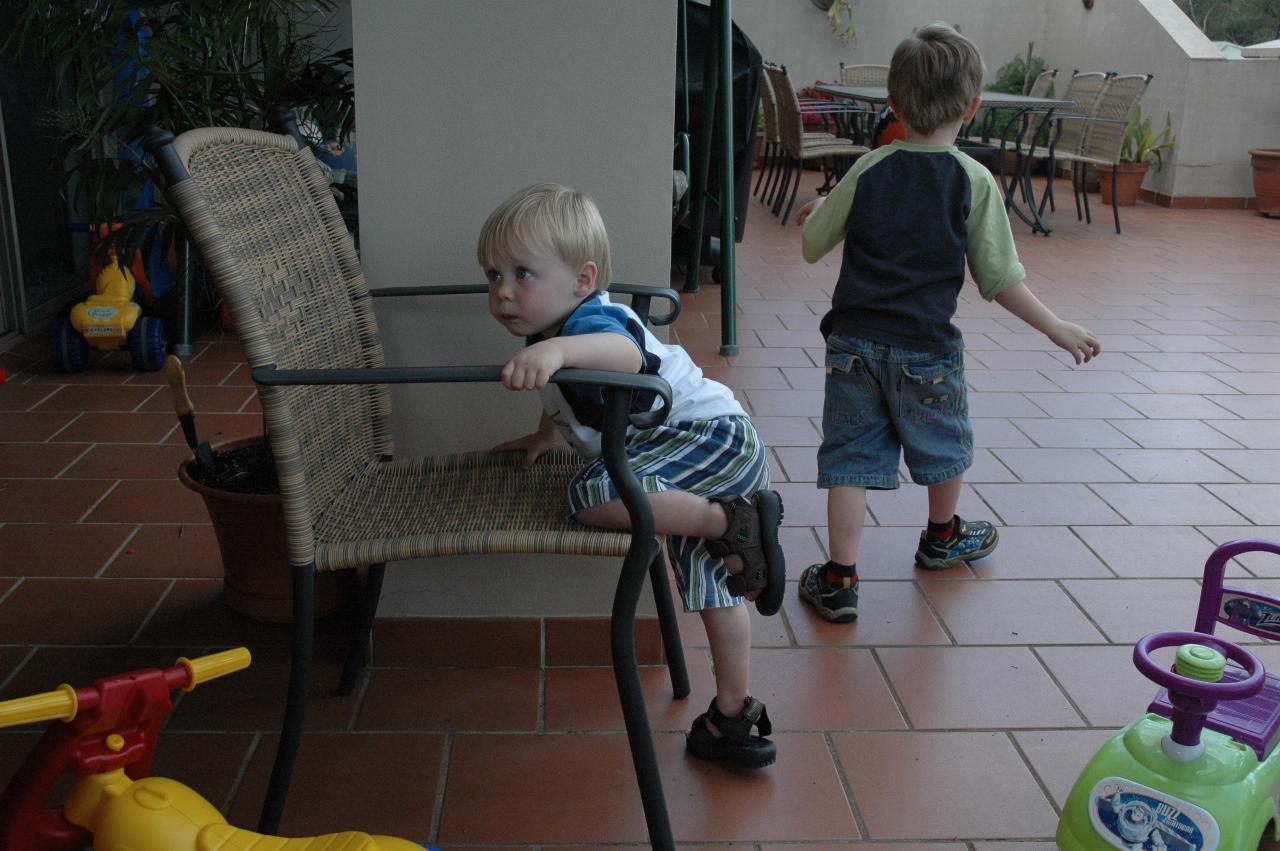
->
xmin=801 ymin=139 xmax=1026 ymax=353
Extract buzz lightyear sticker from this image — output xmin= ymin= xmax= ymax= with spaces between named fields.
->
xmin=1221 ymin=592 xmax=1280 ymax=637
xmin=1089 ymin=778 xmax=1218 ymax=851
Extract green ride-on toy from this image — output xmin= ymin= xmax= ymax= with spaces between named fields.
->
xmin=1057 ymin=538 xmax=1280 ymax=851
xmin=49 ymin=256 xmax=166 ymax=373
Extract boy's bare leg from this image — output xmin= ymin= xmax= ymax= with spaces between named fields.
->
xmin=926 ymin=475 xmax=964 ymax=524
xmin=699 ymin=604 xmax=751 ymax=735
xmin=827 ymin=485 xmax=868 ymax=565
xmin=575 ymin=491 xmax=728 ymax=539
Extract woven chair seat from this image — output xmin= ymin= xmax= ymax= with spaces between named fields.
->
xmin=1050 ymin=149 xmax=1114 ymax=167
xmin=800 ymin=141 xmax=867 ymax=159
xmin=311 ymin=447 xmax=630 ymax=571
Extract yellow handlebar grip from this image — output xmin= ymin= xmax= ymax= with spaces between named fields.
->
xmin=163 ymin=355 xmax=194 ymax=417
xmin=176 ymin=648 xmax=252 ymax=692
xmin=0 ymin=683 xmax=78 ymax=728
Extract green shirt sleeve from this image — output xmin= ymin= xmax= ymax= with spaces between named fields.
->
xmin=800 ymin=165 xmax=857 ymax=263
xmin=954 ymin=151 xmax=1026 ymax=300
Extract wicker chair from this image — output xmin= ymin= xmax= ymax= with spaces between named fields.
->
xmin=1050 ymin=73 xmax=1153 ymax=233
xmin=1035 ymin=71 xmax=1113 ymax=218
xmin=764 ymin=64 xmax=868 ymax=224
xmin=754 ymin=65 xmax=843 ymax=202
xmin=837 ymin=62 xmax=890 ymax=86
xmin=143 ymin=124 xmax=689 ymax=850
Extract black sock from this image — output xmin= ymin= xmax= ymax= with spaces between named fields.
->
xmin=823 ymin=560 xmax=857 ymax=587
xmin=927 ymin=516 xmax=956 ymax=541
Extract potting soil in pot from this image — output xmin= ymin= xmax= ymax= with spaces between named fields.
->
xmin=195 ymin=442 xmax=279 ymax=495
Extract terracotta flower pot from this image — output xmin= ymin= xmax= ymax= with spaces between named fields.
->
xmin=1098 ymin=161 xmax=1149 ymax=207
xmin=178 ymin=435 xmax=356 ymax=622
xmin=1249 ymin=148 xmax=1280 ymax=217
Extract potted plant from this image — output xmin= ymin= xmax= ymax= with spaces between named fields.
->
xmin=1101 ymin=106 xmax=1176 ymax=206
xmin=1248 ymin=148 xmax=1280 ymax=216
xmin=810 ymin=0 xmax=855 ymax=44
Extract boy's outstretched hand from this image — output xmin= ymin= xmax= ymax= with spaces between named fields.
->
xmin=491 ymin=427 xmax=561 ymax=471
xmin=794 ymin=197 xmax=824 ymax=226
xmin=501 ymin=340 xmax=565 ymax=390
xmin=1049 ymin=320 xmax=1102 ymax=364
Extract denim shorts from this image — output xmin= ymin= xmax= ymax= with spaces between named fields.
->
xmin=818 ymin=334 xmax=972 ymax=490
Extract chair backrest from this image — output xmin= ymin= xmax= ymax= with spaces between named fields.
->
xmin=838 ymin=63 xmax=890 ymax=87
xmin=165 ymin=128 xmax=391 ymax=559
xmin=1055 ymin=70 xmax=1112 ymax=155
xmin=758 ymin=64 xmax=780 ymax=143
xmin=1080 ymin=73 xmax=1153 ymax=164
xmin=1027 ymin=68 xmax=1057 ymax=99
xmin=765 ymin=64 xmax=805 ymax=156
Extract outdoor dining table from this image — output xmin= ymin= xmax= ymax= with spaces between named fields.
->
xmin=815 ymin=83 xmax=1076 ymax=236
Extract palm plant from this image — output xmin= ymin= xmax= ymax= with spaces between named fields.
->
xmin=4 ymin=0 xmax=355 ymax=259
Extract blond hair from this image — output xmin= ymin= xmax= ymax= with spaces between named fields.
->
xmin=887 ymin=23 xmax=986 ymax=136
xmin=476 ymin=183 xmax=611 ymax=291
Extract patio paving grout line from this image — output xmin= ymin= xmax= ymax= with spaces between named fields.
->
xmin=1003 ymin=728 xmax=1063 ymax=819
xmin=1026 ymin=646 xmax=1090 ymax=730
xmin=1065 ymin=525 xmax=1123 ymax=579
xmin=427 ymin=732 xmax=453 ymax=846
xmin=0 ymin=645 xmax=37 ymax=695
xmin=126 ymin=578 xmax=176 ymax=645
xmin=95 ymin=523 xmax=142 ymax=578
xmin=75 ymin=478 xmax=121 ymax=523
xmin=867 ymin=647 xmax=913 ymax=731
xmin=822 ymin=730 xmax=870 ymax=841
xmin=42 ymin=410 xmax=83 ymax=443
xmin=347 ymin=665 xmax=375 ymax=732
xmin=221 ymin=730 xmax=261 ymax=814
xmin=51 ymin=442 xmax=96 ymax=478
xmin=1052 ymin=579 xmax=1118 ymax=645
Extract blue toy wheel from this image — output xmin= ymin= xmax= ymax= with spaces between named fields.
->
xmin=49 ymin=318 xmax=89 ymax=373
xmin=128 ymin=316 xmax=167 ymax=371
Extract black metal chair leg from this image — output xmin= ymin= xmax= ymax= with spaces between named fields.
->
xmin=781 ymin=159 xmax=803 ymax=224
xmin=753 ymin=143 xmax=772 ymax=196
xmin=258 ymin=561 xmax=316 ymax=835
xmin=760 ymin=145 xmax=780 ymax=204
xmin=771 ymin=158 xmax=792 ymax=216
xmin=1082 ymin=166 xmax=1093 ymax=225
xmin=1110 ymin=164 xmax=1122 ymax=234
xmin=765 ymin=154 xmax=785 ymax=209
xmin=338 ymin=563 xmax=386 ymax=695
xmin=1072 ymin=163 xmax=1083 ymax=221
xmin=646 ymin=550 xmax=690 ymax=699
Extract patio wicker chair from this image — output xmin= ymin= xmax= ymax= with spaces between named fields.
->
xmin=1035 ymin=70 xmax=1113 ymax=217
xmin=1049 ymin=72 xmax=1153 ymax=233
xmin=764 ymin=64 xmax=868 ymax=224
xmin=755 ymin=65 xmax=843 ymax=202
xmin=837 ymin=62 xmax=890 ymax=86
xmin=142 ymin=124 xmax=690 ymax=850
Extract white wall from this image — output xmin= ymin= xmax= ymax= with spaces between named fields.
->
xmin=352 ymin=0 xmax=676 ymax=616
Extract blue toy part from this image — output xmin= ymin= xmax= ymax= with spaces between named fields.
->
xmin=1088 ymin=778 xmax=1218 ymax=851
xmin=50 ymin=318 xmax=90 ymax=373
xmin=128 ymin=316 xmax=167 ymax=371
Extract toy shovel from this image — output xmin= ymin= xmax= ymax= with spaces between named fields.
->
xmin=163 ymin=355 xmax=216 ymax=475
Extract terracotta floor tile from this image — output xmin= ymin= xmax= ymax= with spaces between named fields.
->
xmin=847 ymin=525 xmax=931 ymax=578
xmin=1196 ymin=526 xmax=1280 ymax=575
xmin=191 ymin=340 xmax=249 ymax=363
xmin=135 ymin=578 xmax=325 ymax=647
xmin=878 ymin=646 xmax=1080 ymax=729
xmin=968 ymin=526 xmax=1112 ymax=580
xmin=1206 ymin=449 xmax=1280 ymax=483
xmin=778 ymin=525 xmax=825 ymax=576
xmin=1205 ymin=419 xmax=1280 ymax=449
xmin=0 ymin=523 xmax=134 ymax=576
xmin=358 ymin=667 xmax=539 ymax=731
xmin=52 ymin=411 xmax=175 ymax=444
xmin=151 ymin=732 xmax=258 ymax=813
xmin=1013 ymin=729 xmax=1123 ymax=809
xmin=126 ymin=359 xmax=239 ymax=386
xmin=0 ymin=578 xmax=169 ymax=643
xmin=1023 ymin=392 xmax=1143 ymax=419
xmin=743 ymin=388 xmax=823 ymax=417
xmin=969 ymin=392 xmax=1049 ymax=418
xmin=0 ymin=442 xmax=89 ymax=477
xmin=1211 ymin=372 xmax=1280 ymax=394
xmin=1036 ymin=646 xmax=1157 ymax=726
xmin=0 ymin=646 xmax=196 ymax=701
xmin=1114 ymin=392 xmax=1239 ymax=419
xmin=746 ymin=647 xmax=905 ymax=730
xmin=32 ymin=384 xmax=158 ymax=412
xmin=1092 ymin=483 xmax=1248 ymax=524
xmin=60 ymin=442 xmax=193 ymax=479
xmin=1010 ymin=418 xmax=1138 ymax=448
xmin=1128 ymin=370 xmax=1241 ymax=394
xmin=103 ymin=523 xmax=220 ymax=578
xmin=967 ymin=370 xmax=1062 ymax=393
xmin=1061 ymin=578 xmax=1203 ymax=643
xmin=1072 ymin=525 xmax=1228 ymax=577
xmin=866 ymin=485 xmax=990 ymax=527
xmin=229 ymin=732 xmax=444 ymax=840
xmin=84 ymin=478 xmax=210 ymax=523
xmin=0 ymin=478 xmax=113 ymax=522
xmin=919 ymin=580 xmax=1104 ymax=645
xmin=1110 ymin=417 xmax=1246 ymax=449
xmin=991 ymin=448 xmax=1128 ymax=482
xmin=1097 ymin=448 xmax=1242 ymax=483
xmin=438 ymin=733 xmax=647 ymax=843
xmin=1204 ymin=483 xmax=1280 ymax=524
xmin=782 ymin=581 xmax=950 ymax=647
xmin=701 ymin=366 xmax=789 ymax=389
xmin=137 ymin=383 xmax=256 ymax=414
xmin=974 ymin=483 xmax=1125 ymax=525
xmin=544 ymin=655 xmax=714 ymax=732
xmin=972 ymin=417 xmax=1036 ymax=448
xmin=833 ymin=731 xmax=1058 ymax=839
xmin=772 ymin=446 xmax=816 ymax=482
xmin=0 ymin=411 xmax=79 ymax=441
xmin=0 ymin=384 xmax=58 ymax=411
xmin=751 ymin=415 xmax=821 ymax=446
xmin=772 ymin=482 xmax=826 ymax=527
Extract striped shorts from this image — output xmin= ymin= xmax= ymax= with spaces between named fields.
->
xmin=568 ymin=415 xmax=770 ymax=612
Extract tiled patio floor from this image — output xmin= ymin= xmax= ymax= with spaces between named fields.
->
xmin=2 ymin=170 xmax=1280 ymax=848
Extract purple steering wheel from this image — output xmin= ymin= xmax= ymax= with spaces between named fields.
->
xmin=1134 ymin=630 xmax=1265 ymax=701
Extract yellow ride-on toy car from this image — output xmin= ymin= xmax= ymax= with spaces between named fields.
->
xmin=50 ymin=256 xmax=166 ymax=372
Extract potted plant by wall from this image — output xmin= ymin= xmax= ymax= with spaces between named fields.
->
xmin=810 ymin=0 xmax=855 ymax=44
xmin=1101 ymin=106 xmax=1176 ymax=206
xmin=1248 ymin=148 xmax=1280 ymax=216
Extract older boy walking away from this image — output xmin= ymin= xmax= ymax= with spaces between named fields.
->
xmin=481 ymin=183 xmax=786 ymax=767
xmin=794 ymin=23 xmax=1101 ymax=623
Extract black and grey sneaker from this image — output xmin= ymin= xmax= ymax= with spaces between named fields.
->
xmin=914 ymin=515 xmax=998 ymax=570
xmin=798 ymin=563 xmax=859 ymax=623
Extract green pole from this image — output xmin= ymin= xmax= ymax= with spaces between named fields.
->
xmin=717 ymin=0 xmax=737 ymax=356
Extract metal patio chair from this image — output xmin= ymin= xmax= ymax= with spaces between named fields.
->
xmin=142 ymin=124 xmax=689 ymax=851
xmin=1036 ymin=70 xmax=1113 ymax=217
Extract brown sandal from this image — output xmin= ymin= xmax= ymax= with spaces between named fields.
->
xmin=706 ymin=489 xmax=785 ymax=616
xmin=685 ymin=697 xmax=776 ymax=769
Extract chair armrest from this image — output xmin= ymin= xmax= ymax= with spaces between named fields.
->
xmin=251 ymin=364 xmax=673 ymax=429
xmin=367 ymin=283 xmax=681 ymax=327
